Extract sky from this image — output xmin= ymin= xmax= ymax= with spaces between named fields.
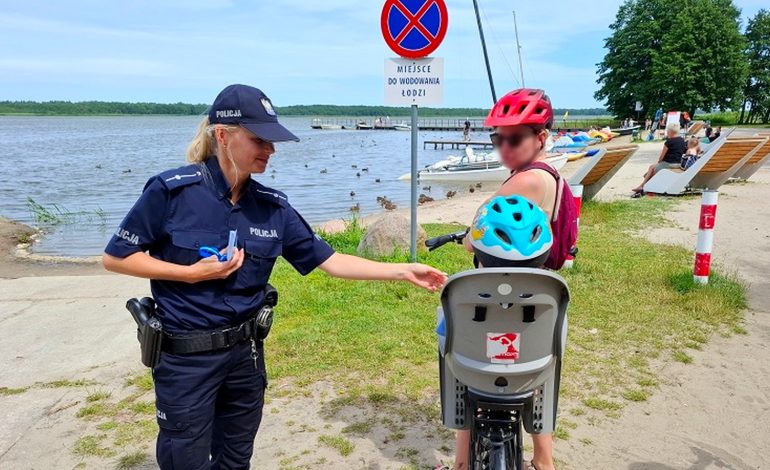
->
xmin=0 ymin=0 xmax=765 ymax=109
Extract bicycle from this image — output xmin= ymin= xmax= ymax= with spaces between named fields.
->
xmin=427 ymin=230 xmax=570 ymax=470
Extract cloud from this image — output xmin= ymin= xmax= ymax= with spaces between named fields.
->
xmin=0 ymin=58 xmax=174 ymax=78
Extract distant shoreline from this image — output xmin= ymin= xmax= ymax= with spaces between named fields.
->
xmin=0 ymin=101 xmax=609 ymax=118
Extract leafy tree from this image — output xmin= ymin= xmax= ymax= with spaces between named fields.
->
xmin=740 ymin=9 xmax=770 ymax=124
xmin=596 ymin=0 xmax=748 ymax=118
xmin=595 ymin=0 xmax=669 ymax=118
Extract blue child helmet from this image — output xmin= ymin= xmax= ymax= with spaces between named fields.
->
xmin=470 ymin=195 xmax=553 ymax=268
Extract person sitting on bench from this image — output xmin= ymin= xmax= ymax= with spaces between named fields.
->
xmin=632 ymin=123 xmax=686 ymax=196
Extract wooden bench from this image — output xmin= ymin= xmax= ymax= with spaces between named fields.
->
xmin=645 ymin=136 xmax=768 ymax=194
xmin=568 ymin=145 xmax=639 ymax=200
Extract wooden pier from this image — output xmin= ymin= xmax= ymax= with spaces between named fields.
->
xmin=423 ymin=139 xmax=494 ymax=150
xmin=310 ymin=117 xmax=492 ymax=132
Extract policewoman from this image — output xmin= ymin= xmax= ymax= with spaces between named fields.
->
xmin=103 ymin=84 xmax=447 ymax=469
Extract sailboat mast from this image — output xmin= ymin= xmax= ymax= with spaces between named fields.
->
xmin=513 ymin=10 xmax=525 ymax=87
xmin=472 ymin=0 xmax=497 ymax=103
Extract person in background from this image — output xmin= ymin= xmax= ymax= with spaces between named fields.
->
xmin=705 ymin=122 xmax=713 ymax=140
xmin=632 ymin=122 xmax=686 ymax=196
xmin=681 ymin=136 xmax=702 ymax=170
xmin=463 ymin=118 xmax=471 ymax=142
xmin=708 ymin=126 xmax=722 ymax=143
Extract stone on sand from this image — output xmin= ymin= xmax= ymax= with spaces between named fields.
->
xmin=356 ymin=212 xmax=426 ymax=257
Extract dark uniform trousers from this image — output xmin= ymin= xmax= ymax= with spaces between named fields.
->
xmin=153 ymin=341 xmax=266 ymax=469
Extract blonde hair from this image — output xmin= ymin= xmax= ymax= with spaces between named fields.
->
xmin=688 ymin=137 xmax=701 ymax=151
xmin=185 ymin=117 xmax=244 ymax=195
xmin=185 ymin=117 xmax=240 ymax=163
xmin=666 ymin=122 xmax=681 ymax=135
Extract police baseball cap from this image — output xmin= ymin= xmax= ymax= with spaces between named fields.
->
xmin=208 ymin=84 xmax=299 ymax=143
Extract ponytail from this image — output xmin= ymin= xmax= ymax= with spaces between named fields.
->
xmin=186 ymin=117 xmax=216 ymax=163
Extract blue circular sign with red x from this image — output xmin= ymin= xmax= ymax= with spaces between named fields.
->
xmin=381 ymin=0 xmax=448 ymax=59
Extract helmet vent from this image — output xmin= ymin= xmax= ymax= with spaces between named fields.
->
xmin=518 ymin=104 xmax=528 ymax=115
xmin=502 ymin=105 xmax=510 ymax=115
xmin=528 ymin=202 xmax=534 ymax=210
xmin=494 ymin=228 xmax=511 ymax=245
xmin=506 ymin=197 xmax=519 ymax=205
xmin=513 ymin=212 xmax=522 ymax=222
xmin=491 ymin=202 xmax=502 ymax=213
xmin=531 ymin=225 xmax=542 ymax=242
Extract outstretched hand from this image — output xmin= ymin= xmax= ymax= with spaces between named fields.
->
xmin=401 ymin=263 xmax=448 ymax=292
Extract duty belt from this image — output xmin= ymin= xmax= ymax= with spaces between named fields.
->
xmin=161 ymin=316 xmax=259 ymax=355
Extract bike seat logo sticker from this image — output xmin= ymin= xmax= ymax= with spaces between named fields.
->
xmin=486 ymin=332 xmax=520 ymax=363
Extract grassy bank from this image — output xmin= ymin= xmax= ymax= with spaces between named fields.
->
xmin=265 ymin=198 xmax=745 ymax=405
xmin=66 ymin=198 xmax=746 ymax=463
xmin=697 ymin=111 xmax=770 ymax=128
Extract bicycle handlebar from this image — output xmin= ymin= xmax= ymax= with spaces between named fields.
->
xmin=425 ymin=228 xmax=469 ymax=251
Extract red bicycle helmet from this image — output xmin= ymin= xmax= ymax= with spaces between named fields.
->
xmin=485 ymin=88 xmax=554 ymax=129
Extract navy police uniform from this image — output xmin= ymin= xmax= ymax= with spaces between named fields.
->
xmin=104 ymin=85 xmax=334 ymax=469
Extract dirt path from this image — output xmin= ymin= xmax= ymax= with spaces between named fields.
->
xmin=558 ymin=172 xmax=770 ymax=469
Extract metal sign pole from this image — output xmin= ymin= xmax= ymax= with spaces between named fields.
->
xmin=410 ymin=104 xmax=418 ymax=262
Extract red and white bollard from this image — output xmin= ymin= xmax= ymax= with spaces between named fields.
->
xmin=562 ymin=184 xmax=584 ymax=269
xmin=694 ymin=190 xmax=718 ymax=284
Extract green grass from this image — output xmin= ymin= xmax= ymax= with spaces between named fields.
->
xmin=341 ymin=421 xmax=373 ymax=436
xmin=697 ymin=111 xmax=770 ymax=127
xmin=86 ymin=390 xmax=112 ymax=402
xmin=67 ymin=197 xmax=748 ymax=462
xmin=39 ymin=379 xmax=97 ymax=388
xmin=583 ymin=397 xmax=623 ymax=411
xmin=554 ymin=199 xmax=746 ymax=410
xmin=0 ymin=386 xmax=29 ymax=396
xmin=115 ymin=451 xmax=149 ymax=469
xmin=14 ymin=232 xmax=33 ymax=244
xmin=259 ymin=198 xmax=746 ymax=412
xmin=25 ymin=197 xmax=107 ymax=227
xmin=70 ymin=374 xmax=157 ymax=460
xmin=318 ymin=434 xmax=355 ymax=456
xmin=622 ymin=388 xmax=649 ymax=402
xmin=124 ymin=371 xmax=153 ymax=391
xmin=73 ymin=434 xmax=116 ymax=458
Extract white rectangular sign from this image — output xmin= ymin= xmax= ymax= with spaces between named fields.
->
xmin=666 ymin=111 xmax=681 ymax=126
xmin=384 ymin=57 xmax=444 ymax=106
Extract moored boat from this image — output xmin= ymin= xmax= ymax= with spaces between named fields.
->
xmin=399 ymin=149 xmax=568 ymax=182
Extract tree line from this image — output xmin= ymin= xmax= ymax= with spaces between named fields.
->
xmin=595 ymin=2 xmax=770 ymax=124
xmin=0 ymin=101 xmax=609 ymax=118
xmin=0 ymin=101 xmax=209 ymax=115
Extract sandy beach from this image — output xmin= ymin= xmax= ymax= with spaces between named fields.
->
xmin=1 ymin=133 xmax=769 ymax=469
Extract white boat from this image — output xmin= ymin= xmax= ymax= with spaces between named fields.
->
xmin=394 ymin=121 xmax=411 ymax=131
xmin=399 ymin=148 xmax=568 ymax=182
xmin=320 ymin=124 xmax=343 ymax=130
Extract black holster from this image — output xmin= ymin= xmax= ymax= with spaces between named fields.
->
xmin=125 ymin=284 xmax=278 ymax=362
xmin=125 ymin=297 xmax=163 ymax=368
xmin=255 ymin=283 xmax=278 ymax=340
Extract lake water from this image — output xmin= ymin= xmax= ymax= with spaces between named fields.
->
xmin=0 ymin=115 xmax=492 ymax=257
